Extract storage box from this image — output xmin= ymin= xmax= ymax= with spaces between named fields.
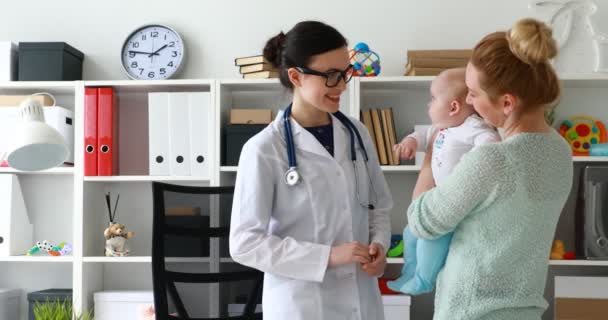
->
xmin=0 ymin=42 xmax=18 ymax=81
xmin=18 ymin=42 xmax=84 ymax=81
xmin=0 ymin=94 xmax=54 ymax=107
xmin=94 ymin=291 xmax=154 ymax=320
xmin=382 ymin=295 xmax=411 ymax=320
xmin=230 ymin=109 xmax=272 ymax=124
xmin=27 ymin=288 xmax=72 ymax=320
xmin=223 ymin=124 xmax=267 ymax=166
xmin=0 ymin=106 xmax=74 ymax=165
xmin=555 ymin=276 xmax=608 ymax=320
xmin=165 ymin=215 xmax=210 ymax=257
xmin=0 ymin=288 xmax=20 ymax=320
xmin=227 ymin=303 xmax=262 ymax=317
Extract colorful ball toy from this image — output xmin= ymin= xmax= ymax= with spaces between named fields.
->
xmin=349 ymin=42 xmax=381 ymax=77
xmin=559 ymin=116 xmax=607 ymax=156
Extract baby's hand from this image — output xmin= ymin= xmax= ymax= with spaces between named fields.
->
xmin=393 ymin=137 xmax=417 ymax=160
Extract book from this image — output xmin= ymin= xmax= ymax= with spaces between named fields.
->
xmin=386 ymin=108 xmax=399 ymax=165
xmin=234 ymin=55 xmax=269 ymax=66
xmin=370 ymin=109 xmax=388 ymax=165
xmin=239 ymin=63 xmax=276 ymax=74
xmin=242 ymin=70 xmax=279 ymax=79
xmin=360 ymin=110 xmax=377 ymax=153
xmin=380 ymin=109 xmax=396 ymax=165
xmin=407 ymin=49 xmax=473 ymax=60
xmin=405 ymin=67 xmax=445 ymax=76
xmin=406 ymin=57 xmax=470 ymax=69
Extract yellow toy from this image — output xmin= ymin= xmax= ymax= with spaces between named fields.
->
xmin=559 ymin=116 xmax=607 ymax=156
xmin=550 ymin=240 xmax=576 ymax=260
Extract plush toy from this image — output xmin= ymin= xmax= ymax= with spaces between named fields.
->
xmin=104 ymin=223 xmax=134 ymax=257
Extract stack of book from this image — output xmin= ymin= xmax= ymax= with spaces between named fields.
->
xmin=360 ymin=108 xmax=400 ymax=166
xmin=404 ymin=49 xmax=473 ymax=76
xmin=234 ymin=55 xmax=279 ymax=79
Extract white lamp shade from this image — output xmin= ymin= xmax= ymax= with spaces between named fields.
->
xmin=6 ymin=97 xmax=68 ymax=171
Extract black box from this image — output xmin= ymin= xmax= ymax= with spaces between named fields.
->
xmin=165 ymin=215 xmax=210 ymax=257
xmin=27 ymin=288 xmax=72 ymax=320
xmin=18 ymin=42 xmax=84 ymax=81
xmin=224 ymin=124 xmax=267 ymax=166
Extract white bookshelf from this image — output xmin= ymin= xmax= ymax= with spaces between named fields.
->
xmin=1 ymin=76 xmax=608 ymax=320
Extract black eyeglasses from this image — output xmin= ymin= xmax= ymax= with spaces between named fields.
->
xmin=296 ymin=64 xmax=354 ymax=87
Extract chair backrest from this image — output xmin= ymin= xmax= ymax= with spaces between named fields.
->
xmin=152 ymin=182 xmax=263 ymax=320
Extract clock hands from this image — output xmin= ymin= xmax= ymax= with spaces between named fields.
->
xmin=148 ymin=44 xmax=168 ymax=57
xmin=129 ymin=50 xmax=159 ymax=56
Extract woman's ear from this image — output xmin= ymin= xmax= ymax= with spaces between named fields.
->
xmin=287 ymin=68 xmax=302 ymax=88
xmin=502 ymin=93 xmax=517 ymax=116
xmin=449 ymin=100 xmax=461 ymax=116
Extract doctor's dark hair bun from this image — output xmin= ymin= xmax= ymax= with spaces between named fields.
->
xmin=263 ymin=21 xmax=347 ymax=89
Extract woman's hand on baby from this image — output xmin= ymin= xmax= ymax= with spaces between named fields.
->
xmin=393 ymin=137 xmax=417 ymax=160
xmin=361 ymin=243 xmax=386 ymax=277
xmin=328 ymin=241 xmax=372 ymax=267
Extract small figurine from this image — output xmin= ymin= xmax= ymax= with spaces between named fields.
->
xmin=104 ymin=222 xmax=135 ymax=257
xmin=104 ymin=192 xmax=135 ymax=257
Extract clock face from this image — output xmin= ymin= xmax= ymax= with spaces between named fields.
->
xmin=121 ymin=25 xmax=184 ymax=80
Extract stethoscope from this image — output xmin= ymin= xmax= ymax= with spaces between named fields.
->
xmin=283 ymin=104 xmax=378 ymax=210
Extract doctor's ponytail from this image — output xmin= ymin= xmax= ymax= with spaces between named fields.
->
xmin=262 ymin=21 xmax=347 ymax=90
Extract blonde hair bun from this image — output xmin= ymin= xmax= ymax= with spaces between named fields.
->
xmin=507 ymin=18 xmax=558 ymax=65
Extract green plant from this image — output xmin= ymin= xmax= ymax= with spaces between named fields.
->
xmin=33 ymin=299 xmax=93 ymax=320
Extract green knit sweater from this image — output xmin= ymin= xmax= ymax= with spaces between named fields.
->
xmin=408 ymin=132 xmax=573 ymax=320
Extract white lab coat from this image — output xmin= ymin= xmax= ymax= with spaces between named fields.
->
xmin=229 ymin=110 xmax=393 ymax=320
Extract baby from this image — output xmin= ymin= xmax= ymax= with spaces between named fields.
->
xmin=388 ymin=68 xmax=501 ymax=295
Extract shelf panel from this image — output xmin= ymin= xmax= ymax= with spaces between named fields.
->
xmin=381 ymin=165 xmax=421 ymax=172
xmin=0 ymin=255 xmax=73 ymax=263
xmin=220 ymin=166 xmax=238 ymax=172
xmin=84 ymin=79 xmax=213 ymax=94
xmin=219 ymin=78 xmax=282 ymax=91
xmin=83 ymin=256 xmax=211 ymax=263
xmin=0 ymin=81 xmax=76 ymax=94
xmin=84 ymin=175 xmax=211 ymax=182
xmin=0 ymin=166 xmax=74 ymax=175
xmin=573 ymin=156 xmax=608 ymax=162
xmin=387 ymin=257 xmax=608 ymax=266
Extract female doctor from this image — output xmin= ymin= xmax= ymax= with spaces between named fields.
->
xmin=229 ymin=21 xmax=393 ymax=320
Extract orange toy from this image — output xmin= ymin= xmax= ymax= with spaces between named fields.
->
xmin=559 ymin=116 xmax=607 ymax=156
xmin=550 ymin=240 xmax=576 ymax=260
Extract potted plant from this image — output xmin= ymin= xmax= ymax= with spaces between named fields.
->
xmin=33 ymin=298 xmax=93 ymax=320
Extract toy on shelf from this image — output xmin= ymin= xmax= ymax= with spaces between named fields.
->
xmin=387 ymin=234 xmax=404 ymax=257
xmin=349 ymin=42 xmax=381 ymax=77
xmin=550 ymin=240 xmax=576 ymax=260
xmin=378 ymin=278 xmax=401 ymax=295
xmin=590 ymin=143 xmax=608 ymax=156
xmin=103 ymin=192 xmax=135 ymax=257
xmin=27 ymin=240 xmax=72 ymax=256
xmin=559 ymin=116 xmax=607 ymax=156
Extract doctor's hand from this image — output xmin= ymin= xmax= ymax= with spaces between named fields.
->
xmin=361 ymin=243 xmax=386 ymax=277
xmin=328 ymin=241 xmax=372 ymax=267
xmin=393 ymin=137 xmax=417 ymax=160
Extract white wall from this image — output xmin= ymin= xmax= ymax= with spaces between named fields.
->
xmin=2 ymin=0 xmax=607 ymax=80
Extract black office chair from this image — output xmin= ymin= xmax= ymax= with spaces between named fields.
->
xmin=152 ymin=182 xmax=263 ymax=320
